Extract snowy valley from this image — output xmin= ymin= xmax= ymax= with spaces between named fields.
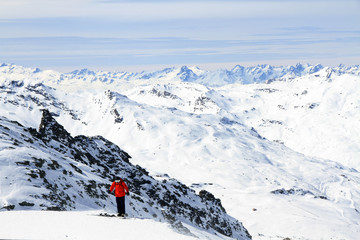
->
xmin=1 ymin=63 xmax=360 ymax=240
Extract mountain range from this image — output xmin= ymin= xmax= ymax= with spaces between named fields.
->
xmin=1 ymin=63 xmax=360 ymax=240
xmin=2 ymin=63 xmax=360 ymax=87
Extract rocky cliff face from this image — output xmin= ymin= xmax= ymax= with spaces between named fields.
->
xmin=0 ymin=109 xmax=251 ymax=240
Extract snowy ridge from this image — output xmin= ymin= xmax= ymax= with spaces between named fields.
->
xmin=0 ymin=110 xmax=251 ymax=239
xmin=1 ymin=63 xmax=360 ymax=239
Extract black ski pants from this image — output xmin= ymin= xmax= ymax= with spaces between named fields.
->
xmin=116 ymin=196 xmax=125 ymax=214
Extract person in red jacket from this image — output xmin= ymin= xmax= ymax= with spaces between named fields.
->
xmin=109 ymin=176 xmax=130 ymax=217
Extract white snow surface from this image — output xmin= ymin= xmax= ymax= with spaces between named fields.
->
xmin=1 ymin=63 xmax=360 ymax=240
xmin=0 ymin=211 xmax=227 ymax=240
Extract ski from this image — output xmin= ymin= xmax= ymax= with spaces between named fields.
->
xmin=98 ymin=213 xmax=131 ymax=218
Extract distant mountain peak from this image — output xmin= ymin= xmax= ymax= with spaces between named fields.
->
xmin=70 ymin=68 xmax=96 ymax=76
xmin=177 ymin=65 xmax=198 ymax=82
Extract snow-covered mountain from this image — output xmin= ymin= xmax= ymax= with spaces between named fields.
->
xmin=1 ymin=63 xmax=360 ymax=240
xmin=0 ymin=109 xmax=251 ymax=239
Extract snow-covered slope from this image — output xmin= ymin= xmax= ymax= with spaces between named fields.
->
xmin=1 ymin=63 xmax=360 ymax=240
xmin=217 ymin=67 xmax=360 ymax=170
xmin=0 ymin=110 xmax=251 ymax=239
xmin=0 ymin=211 xmax=231 ymax=240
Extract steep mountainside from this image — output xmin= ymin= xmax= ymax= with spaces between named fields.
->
xmin=0 ymin=110 xmax=251 ymax=240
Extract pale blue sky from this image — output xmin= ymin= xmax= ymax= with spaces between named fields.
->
xmin=0 ymin=0 xmax=359 ymax=71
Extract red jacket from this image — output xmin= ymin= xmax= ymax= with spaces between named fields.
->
xmin=110 ymin=179 xmax=129 ymax=197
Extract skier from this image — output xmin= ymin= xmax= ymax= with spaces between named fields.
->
xmin=109 ymin=176 xmax=130 ymax=217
